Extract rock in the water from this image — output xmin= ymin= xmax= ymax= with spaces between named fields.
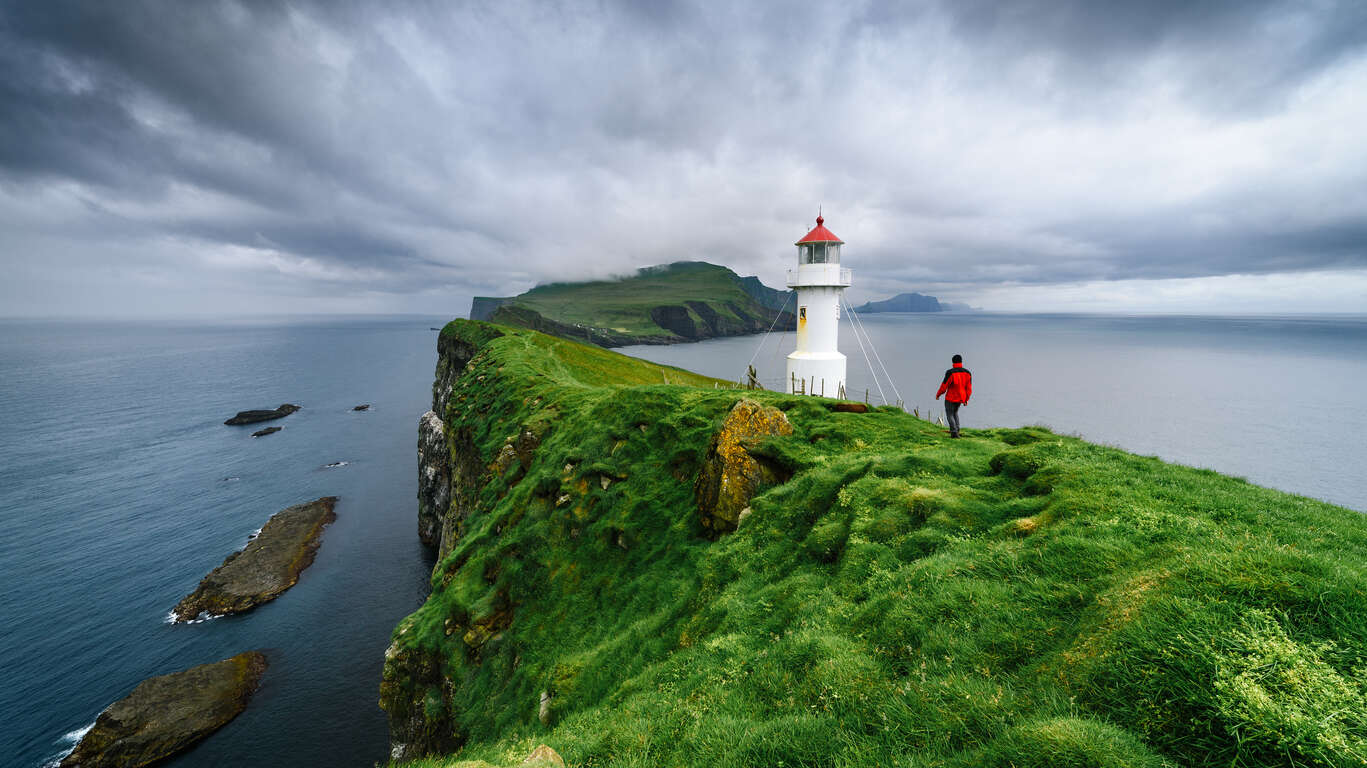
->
xmin=251 ymin=426 xmax=281 ymax=437
xmin=60 ymin=652 xmax=267 ymax=768
xmin=172 ymin=497 xmax=337 ymax=621
xmin=353 ymin=404 xmax=370 ymax=411
xmin=695 ymin=399 xmax=794 ymax=535
xmin=522 ymin=744 xmax=566 ymax=767
xmin=223 ymin=404 xmax=300 ymax=426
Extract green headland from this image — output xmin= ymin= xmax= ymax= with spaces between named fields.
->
xmin=385 ymin=318 xmax=1367 ymax=767
xmin=470 ymin=261 xmax=794 ymax=347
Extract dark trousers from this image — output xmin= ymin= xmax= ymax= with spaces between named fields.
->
xmin=945 ymin=401 xmax=962 ymax=435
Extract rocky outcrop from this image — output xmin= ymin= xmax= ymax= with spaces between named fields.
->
xmin=353 ymin=404 xmax=371 ymax=411
xmin=695 ymin=399 xmax=794 ymax=535
xmin=223 ymin=404 xmax=300 ymax=426
xmin=418 ymin=411 xmax=449 ymax=548
xmin=172 ymin=497 xmax=337 ymax=621
xmin=60 ymin=652 xmax=267 ymax=768
xmin=251 ymin=426 xmax=281 ymax=437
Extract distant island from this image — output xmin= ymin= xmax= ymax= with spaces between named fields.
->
xmin=854 ymin=292 xmax=951 ymax=313
xmin=469 ymin=261 xmax=796 ymax=347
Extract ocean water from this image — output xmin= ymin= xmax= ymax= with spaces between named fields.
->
xmin=0 ymin=316 xmax=445 ymax=768
xmin=619 ymin=313 xmax=1367 ymax=512
xmin=4 ymin=312 xmax=1366 ymax=768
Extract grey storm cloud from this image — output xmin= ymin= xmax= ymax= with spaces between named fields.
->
xmin=0 ymin=0 xmax=1365 ymax=315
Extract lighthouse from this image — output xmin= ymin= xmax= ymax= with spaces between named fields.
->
xmin=786 ymin=213 xmax=851 ymax=397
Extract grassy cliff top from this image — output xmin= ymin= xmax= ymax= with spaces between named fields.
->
xmin=391 ymin=319 xmax=1367 ymax=768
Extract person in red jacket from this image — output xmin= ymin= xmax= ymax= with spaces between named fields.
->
xmin=935 ymin=354 xmax=972 ymax=438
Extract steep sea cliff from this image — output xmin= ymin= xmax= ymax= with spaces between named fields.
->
xmin=384 ymin=319 xmax=1367 ymax=767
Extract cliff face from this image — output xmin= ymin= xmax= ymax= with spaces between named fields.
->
xmin=385 ymin=319 xmax=1367 ymax=768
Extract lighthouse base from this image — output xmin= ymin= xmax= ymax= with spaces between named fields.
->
xmin=786 ymin=352 xmax=846 ymax=398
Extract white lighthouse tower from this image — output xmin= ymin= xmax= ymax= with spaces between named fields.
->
xmin=786 ymin=213 xmax=851 ymax=397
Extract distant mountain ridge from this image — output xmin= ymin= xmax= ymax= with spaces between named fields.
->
xmin=469 ymin=261 xmax=796 ymax=347
xmin=853 ymin=292 xmax=944 ymax=313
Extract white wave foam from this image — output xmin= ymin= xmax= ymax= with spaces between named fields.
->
xmin=42 ymin=721 xmax=95 ymax=767
xmin=324 ymin=461 xmax=349 ymax=468
xmin=220 ymin=476 xmax=240 ymax=482
xmin=164 ymin=609 xmax=221 ymax=625
xmin=61 ymin=723 xmax=93 ymax=745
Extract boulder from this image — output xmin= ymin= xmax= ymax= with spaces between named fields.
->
xmin=60 ymin=652 xmax=267 ymax=768
xmin=172 ymin=497 xmax=337 ymax=621
xmin=251 ymin=427 xmax=281 ymax=437
xmin=353 ymin=404 xmax=371 ymax=411
xmin=695 ymin=399 xmax=794 ymax=535
xmin=223 ymin=404 xmax=300 ymax=426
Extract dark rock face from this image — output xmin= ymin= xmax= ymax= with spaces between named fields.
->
xmin=251 ymin=427 xmax=281 ymax=437
xmin=60 ymin=652 xmax=267 ymax=768
xmin=469 ymin=296 xmax=513 ymax=321
xmin=353 ymin=404 xmax=370 ymax=411
xmin=734 ymin=274 xmax=794 ymax=311
xmin=223 ymin=404 xmax=300 ymax=426
xmin=172 ymin=497 xmax=337 ymax=621
xmin=417 ymin=411 xmax=449 ymax=549
xmin=381 ymin=626 xmax=465 ymax=762
xmin=649 ymin=305 xmax=699 ymax=339
xmin=695 ymin=399 xmax=794 ymax=536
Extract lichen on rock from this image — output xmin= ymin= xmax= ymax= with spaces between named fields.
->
xmin=694 ymin=398 xmax=794 ymax=535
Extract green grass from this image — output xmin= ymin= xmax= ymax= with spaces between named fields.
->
xmin=495 ymin=261 xmax=781 ymax=340
xmin=386 ymin=319 xmax=1367 ymax=768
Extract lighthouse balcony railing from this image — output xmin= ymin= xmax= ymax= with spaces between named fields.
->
xmin=786 ymin=266 xmax=852 ymax=288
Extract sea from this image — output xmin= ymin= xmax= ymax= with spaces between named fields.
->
xmin=1 ymin=312 xmax=1365 ymax=768
xmin=0 ymin=316 xmax=444 ymax=768
xmin=619 ymin=312 xmax=1367 ymax=513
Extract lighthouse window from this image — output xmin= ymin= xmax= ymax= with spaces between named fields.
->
xmin=812 ymin=242 xmax=826 ymax=263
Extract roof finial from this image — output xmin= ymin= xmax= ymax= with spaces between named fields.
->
xmin=816 ymin=205 xmax=823 ymax=226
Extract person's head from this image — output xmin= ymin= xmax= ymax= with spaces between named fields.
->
xmin=952 ymin=354 xmax=963 ymax=364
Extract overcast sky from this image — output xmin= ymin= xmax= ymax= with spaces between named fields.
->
xmin=2 ymin=0 xmax=1365 ymax=316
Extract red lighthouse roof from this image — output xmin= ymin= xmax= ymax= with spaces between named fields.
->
xmin=796 ymin=214 xmax=843 ymax=245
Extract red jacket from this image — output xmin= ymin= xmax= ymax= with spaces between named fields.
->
xmin=936 ymin=363 xmax=972 ymax=404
